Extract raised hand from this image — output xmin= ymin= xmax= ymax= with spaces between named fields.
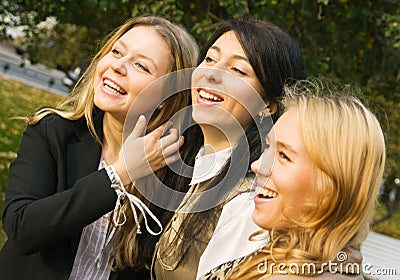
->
xmin=113 ymin=115 xmax=184 ymax=185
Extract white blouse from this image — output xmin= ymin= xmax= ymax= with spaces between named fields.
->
xmin=189 ymin=146 xmax=233 ymax=186
xmin=196 ymin=192 xmax=267 ymax=279
xmin=69 ymin=159 xmax=113 ymax=280
xmin=189 ymin=146 xmax=268 ymax=279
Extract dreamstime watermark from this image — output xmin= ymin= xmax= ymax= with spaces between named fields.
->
xmin=257 ymin=251 xmax=361 ymax=276
xmin=363 ymin=263 xmax=397 ymax=277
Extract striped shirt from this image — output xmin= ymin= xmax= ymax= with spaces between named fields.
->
xmin=69 ymin=159 xmax=115 ymax=280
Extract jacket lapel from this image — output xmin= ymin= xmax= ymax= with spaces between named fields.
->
xmin=66 ymin=110 xmax=104 ymax=188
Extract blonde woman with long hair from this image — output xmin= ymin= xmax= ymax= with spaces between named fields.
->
xmin=200 ymin=80 xmax=386 ymax=279
xmin=0 ymin=16 xmax=198 ymax=280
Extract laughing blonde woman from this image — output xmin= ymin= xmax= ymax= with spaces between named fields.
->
xmin=200 ymin=79 xmax=386 ymax=279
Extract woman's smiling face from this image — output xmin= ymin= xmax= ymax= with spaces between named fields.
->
xmin=191 ymin=31 xmax=266 ymax=139
xmin=94 ymin=25 xmax=172 ymax=123
xmin=251 ymin=108 xmax=317 ymax=229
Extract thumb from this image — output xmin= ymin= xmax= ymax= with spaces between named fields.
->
xmin=130 ymin=115 xmax=147 ymax=139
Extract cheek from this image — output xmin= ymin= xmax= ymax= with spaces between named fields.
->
xmin=191 ymin=89 xmax=198 ymax=104
xmin=95 ymin=56 xmax=109 ymax=75
xmin=252 ymin=204 xmax=282 ymax=229
xmin=234 ymin=106 xmax=253 ymax=128
xmin=191 ymin=67 xmax=204 ymax=86
xmin=232 ymin=87 xmax=264 ymax=119
xmin=93 ymin=61 xmax=107 ymax=89
xmin=93 ymin=76 xmax=103 ymax=107
xmin=126 ymin=79 xmax=166 ymax=115
xmin=286 ymin=178 xmax=310 ymax=204
xmin=284 ymin=173 xmax=315 ymax=217
xmin=223 ymin=94 xmax=254 ymax=126
xmin=93 ymin=75 xmax=102 ymax=94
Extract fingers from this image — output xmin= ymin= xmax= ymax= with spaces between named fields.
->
xmin=149 ymin=120 xmax=173 ymax=139
xmin=125 ymin=120 xmax=184 ymax=175
xmin=142 ymin=129 xmax=184 ymax=172
xmin=150 ymin=147 xmax=183 ymax=171
xmin=160 ymin=128 xmax=179 ymax=147
xmin=161 ymin=135 xmax=184 ymax=157
xmin=163 ymin=152 xmax=183 ymax=166
xmin=145 ymin=126 xmax=182 ymax=156
xmin=130 ymin=115 xmax=147 ymax=138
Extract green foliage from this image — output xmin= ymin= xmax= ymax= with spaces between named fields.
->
xmin=376 ymin=7 xmax=400 ymax=49
xmin=246 ymin=1 xmax=399 ymax=88
xmin=3 ymin=1 xmax=398 ymax=88
xmin=25 ymin=24 xmax=95 ymax=72
xmin=372 ymin=202 xmax=400 ymax=239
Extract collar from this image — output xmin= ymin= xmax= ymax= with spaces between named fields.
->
xmin=189 ymin=146 xmax=234 ymax=185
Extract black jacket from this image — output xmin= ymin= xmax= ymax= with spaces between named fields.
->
xmin=0 ymin=111 xmax=148 ymax=279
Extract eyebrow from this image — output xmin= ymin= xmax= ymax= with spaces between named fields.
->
xmin=209 ymin=45 xmax=250 ymax=63
xmin=115 ymin=39 xmax=157 ymax=69
xmin=276 ymin=141 xmax=298 ymax=155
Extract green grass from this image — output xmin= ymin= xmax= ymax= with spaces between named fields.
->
xmin=0 ymin=76 xmax=399 ymax=249
xmin=0 ymin=75 xmax=63 ymax=247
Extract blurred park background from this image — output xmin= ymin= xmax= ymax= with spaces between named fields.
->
xmin=0 ymin=0 xmax=399 ymax=248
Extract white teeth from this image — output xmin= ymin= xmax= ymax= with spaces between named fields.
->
xmin=199 ymin=90 xmax=223 ymax=101
xmin=256 ymin=187 xmax=277 ymax=198
xmin=104 ymin=79 xmax=126 ymax=95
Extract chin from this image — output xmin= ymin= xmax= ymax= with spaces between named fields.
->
xmin=252 ymin=211 xmax=269 ymax=230
xmin=192 ymin=111 xmax=216 ymax=125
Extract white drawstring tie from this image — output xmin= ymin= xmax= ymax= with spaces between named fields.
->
xmin=105 ymin=164 xmax=163 ymax=236
xmin=111 ymin=183 xmax=163 ymax=235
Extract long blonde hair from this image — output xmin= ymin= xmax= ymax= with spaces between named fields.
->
xmin=228 ymin=79 xmax=386 ymax=279
xmin=30 ymin=16 xmax=199 ymax=269
xmin=29 ymin=16 xmax=199 ymax=140
xmin=86 ymin=17 xmax=198 ymax=270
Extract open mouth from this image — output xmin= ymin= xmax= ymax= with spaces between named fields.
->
xmin=256 ymin=187 xmax=278 ymax=199
xmin=198 ymin=88 xmax=224 ymax=102
xmin=104 ymin=79 xmax=127 ymax=95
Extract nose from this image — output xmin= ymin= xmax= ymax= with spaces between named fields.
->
xmin=251 ymin=159 xmax=261 ymax=175
xmin=204 ymin=64 xmax=223 ymax=84
xmin=111 ymin=58 xmax=128 ymax=76
xmin=251 ymin=154 xmax=273 ymax=177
